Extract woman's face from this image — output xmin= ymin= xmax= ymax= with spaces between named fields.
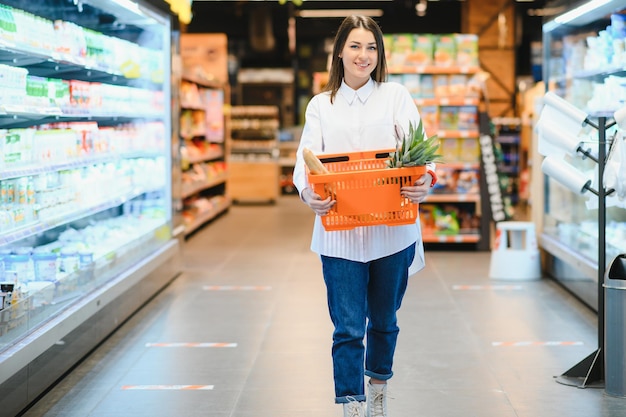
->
xmin=340 ymin=27 xmax=377 ymax=90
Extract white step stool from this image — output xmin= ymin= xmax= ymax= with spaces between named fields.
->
xmin=489 ymin=221 xmax=542 ymax=280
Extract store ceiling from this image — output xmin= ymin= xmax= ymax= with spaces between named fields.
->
xmin=189 ymin=1 xmax=465 ymax=37
xmin=188 ymin=1 xmax=551 ymax=40
xmin=187 ymin=0 xmax=549 ymax=71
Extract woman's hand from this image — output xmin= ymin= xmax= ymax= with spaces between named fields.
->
xmin=400 ymin=173 xmax=433 ymax=203
xmin=302 ymin=187 xmax=336 ymax=216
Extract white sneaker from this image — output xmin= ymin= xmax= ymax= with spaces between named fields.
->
xmin=343 ymin=397 xmax=365 ymax=417
xmin=366 ymin=381 xmax=388 ymax=417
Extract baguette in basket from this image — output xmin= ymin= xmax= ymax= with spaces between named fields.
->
xmin=303 ymin=148 xmax=329 ymax=174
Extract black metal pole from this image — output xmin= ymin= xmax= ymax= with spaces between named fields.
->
xmin=597 ymin=116 xmax=607 ymax=380
xmin=555 ymin=116 xmax=608 ymax=388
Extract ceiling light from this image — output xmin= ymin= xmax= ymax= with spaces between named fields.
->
xmin=416 ymin=0 xmax=427 ymax=17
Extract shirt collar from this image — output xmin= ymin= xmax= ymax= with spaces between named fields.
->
xmin=339 ymin=78 xmax=375 ymax=104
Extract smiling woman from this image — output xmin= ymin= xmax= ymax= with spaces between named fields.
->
xmin=339 ymin=28 xmax=379 ymax=89
xmin=292 ymin=14 xmax=436 ymax=417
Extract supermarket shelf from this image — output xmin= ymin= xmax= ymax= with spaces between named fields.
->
xmin=0 ymin=185 xmax=160 ymax=246
xmin=279 ymin=157 xmax=296 ymax=167
xmin=231 ymin=139 xmax=277 ymax=150
xmin=414 ymin=97 xmax=480 ymax=106
xmin=279 ymin=141 xmax=299 ymax=149
xmin=436 ymin=129 xmax=480 ymax=138
xmin=423 ymin=232 xmax=481 ymax=243
xmin=496 ymin=135 xmax=520 ymax=144
xmin=389 ymin=65 xmax=481 ymax=74
xmin=180 ymin=102 xmax=205 ymax=110
xmin=181 ymin=173 xmax=229 ymax=199
xmin=0 ymin=40 xmax=159 ymax=88
xmin=573 ymin=66 xmax=626 ymax=81
xmin=182 ymin=73 xmax=225 ymax=89
xmin=539 ymin=232 xmax=597 ymax=281
xmin=438 ymin=162 xmax=480 ymax=170
xmin=181 ymin=130 xmax=208 ymax=140
xmin=0 ymin=151 xmax=160 ymax=181
xmin=0 ymin=105 xmax=161 ymax=129
xmin=427 ymin=193 xmax=480 ymax=203
xmin=184 ymin=197 xmax=232 ymax=236
xmin=187 ymin=149 xmax=224 ymax=165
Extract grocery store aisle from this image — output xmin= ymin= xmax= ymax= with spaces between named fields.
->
xmin=20 ymin=197 xmax=626 ymax=417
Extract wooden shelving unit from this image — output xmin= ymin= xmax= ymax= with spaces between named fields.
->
xmin=229 ymin=105 xmax=280 ymax=203
xmin=179 ymin=77 xmax=231 ymax=235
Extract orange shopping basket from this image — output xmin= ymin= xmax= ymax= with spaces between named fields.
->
xmin=307 ymin=149 xmax=426 ymax=231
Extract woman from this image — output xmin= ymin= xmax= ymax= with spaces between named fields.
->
xmin=292 ymin=15 xmax=436 ymax=417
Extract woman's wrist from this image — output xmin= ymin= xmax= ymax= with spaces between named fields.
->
xmin=426 ymin=169 xmax=437 ymax=188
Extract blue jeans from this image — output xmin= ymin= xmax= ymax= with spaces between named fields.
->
xmin=321 ymin=243 xmax=415 ymax=404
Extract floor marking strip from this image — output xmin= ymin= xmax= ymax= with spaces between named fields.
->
xmin=492 ymin=341 xmax=584 ymax=347
xmin=145 ymin=342 xmax=237 ymax=348
xmin=122 ymin=385 xmax=214 ymax=390
xmin=453 ymin=284 xmax=523 ymax=290
xmin=202 ymin=285 xmax=272 ymax=291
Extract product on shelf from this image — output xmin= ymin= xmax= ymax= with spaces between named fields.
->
xmin=384 ymin=33 xmax=479 ymax=69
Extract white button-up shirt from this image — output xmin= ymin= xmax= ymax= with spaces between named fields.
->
xmin=293 ymin=78 xmax=431 ymax=275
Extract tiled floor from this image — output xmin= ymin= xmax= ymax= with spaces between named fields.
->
xmin=20 ymin=197 xmax=626 ymax=417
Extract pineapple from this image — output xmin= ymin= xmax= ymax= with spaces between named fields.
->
xmin=387 ymin=119 xmax=443 ymax=168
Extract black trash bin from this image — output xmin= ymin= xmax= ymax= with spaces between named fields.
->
xmin=604 ymin=254 xmax=626 ymax=397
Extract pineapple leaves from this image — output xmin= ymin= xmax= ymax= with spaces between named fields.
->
xmin=387 ymin=120 xmax=443 ymax=168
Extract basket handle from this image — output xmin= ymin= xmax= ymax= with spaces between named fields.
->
xmin=318 ymin=149 xmax=393 ymax=164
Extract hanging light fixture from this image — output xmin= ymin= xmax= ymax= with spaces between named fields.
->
xmin=415 ymin=0 xmax=427 ymax=17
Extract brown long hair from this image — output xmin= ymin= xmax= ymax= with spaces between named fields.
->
xmin=323 ymin=15 xmax=388 ymax=103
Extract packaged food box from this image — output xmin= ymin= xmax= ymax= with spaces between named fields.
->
xmin=438 ymin=106 xmax=459 ymax=130
xmin=448 ymin=74 xmax=467 ymax=97
xmin=402 ymin=73 xmax=421 ymax=98
xmin=391 ymin=34 xmax=414 ymax=67
xmin=457 ymin=106 xmax=478 ymax=131
xmin=434 ymin=34 xmax=457 ymax=67
xmin=418 ymin=106 xmax=439 ymax=134
xmin=440 ymin=137 xmax=460 ymax=161
xmin=455 ymin=34 xmax=479 ymax=67
xmin=458 ymin=137 xmax=480 ymax=163
xmin=408 ymin=34 xmax=434 ymax=66
xmin=419 ymin=74 xmax=435 ymax=98
xmin=434 ymin=74 xmax=449 ymax=97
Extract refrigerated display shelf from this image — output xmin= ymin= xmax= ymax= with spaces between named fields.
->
xmin=0 ymin=41 xmax=161 ymax=88
xmin=389 ymin=66 xmax=480 ymax=74
xmin=0 ymin=185 xmax=162 ymax=246
xmin=0 ymin=151 xmax=160 ymax=181
xmin=423 ymin=233 xmax=481 ymax=243
xmin=0 ymin=107 xmax=162 ymax=129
